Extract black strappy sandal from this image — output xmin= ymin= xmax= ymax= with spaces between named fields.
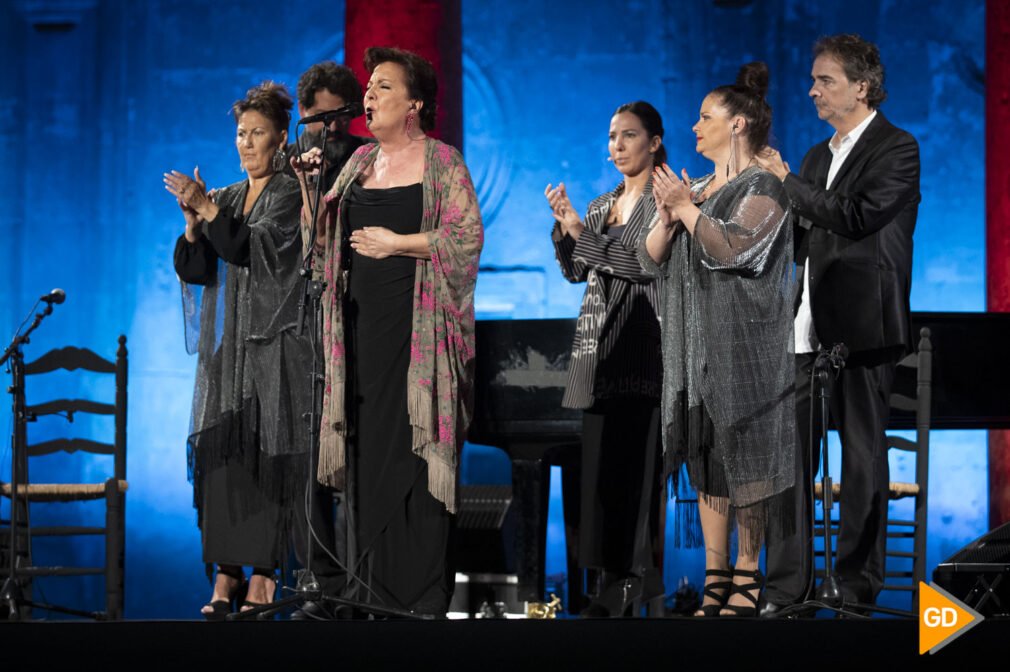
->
xmin=694 ymin=567 xmax=734 ymax=617
xmin=201 ymin=567 xmax=246 ymax=622
xmin=240 ymin=571 xmax=277 ymax=616
xmin=719 ymin=568 xmax=763 ymax=618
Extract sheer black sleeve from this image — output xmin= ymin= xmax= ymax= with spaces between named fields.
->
xmin=173 ymin=234 xmax=218 ymax=285
xmin=205 ymin=205 xmax=252 ymax=266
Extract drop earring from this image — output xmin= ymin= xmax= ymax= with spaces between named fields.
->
xmin=727 ymin=127 xmax=738 ymax=179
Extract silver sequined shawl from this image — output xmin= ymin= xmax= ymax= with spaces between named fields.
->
xmin=181 ymin=174 xmax=313 ymax=466
xmin=638 ymin=166 xmax=796 ymax=508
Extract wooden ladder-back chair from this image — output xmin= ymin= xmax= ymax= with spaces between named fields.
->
xmin=0 ymin=335 xmax=128 ymax=619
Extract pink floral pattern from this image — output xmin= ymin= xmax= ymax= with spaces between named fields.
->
xmin=301 ymin=139 xmax=482 ymax=512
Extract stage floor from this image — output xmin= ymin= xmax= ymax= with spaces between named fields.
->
xmin=2 ymin=617 xmax=1004 ymax=668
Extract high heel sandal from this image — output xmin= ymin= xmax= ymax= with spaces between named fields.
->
xmin=719 ymin=568 xmax=763 ymax=618
xmin=695 ymin=567 xmax=734 ymax=617
xmin=201 ymin=570 xmax=247 ymax=622
xmin=240 ymin=574 xmax=278 ymax=615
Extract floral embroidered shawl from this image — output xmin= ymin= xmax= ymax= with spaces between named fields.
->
xmin=304 ymin=137 xmax=483 ymax=513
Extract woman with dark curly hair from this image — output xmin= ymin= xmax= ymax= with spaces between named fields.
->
xmin=167 ymin=81 xmax=313 ymax=619
xmin=295 ymin=47 xmax=482 ymax=616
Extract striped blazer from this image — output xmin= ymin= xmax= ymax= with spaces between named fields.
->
xmin=552 ymin=179 xmax=662 ymax=409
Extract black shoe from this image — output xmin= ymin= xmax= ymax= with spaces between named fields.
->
xmin=201 ymin=599 xmax=231 ymax=622
xmin=579 ymin=576 xmax=643 ymax=618
xmin=838 ymin=580 xmax=874 ymax=607
xmin=694 ymin=567 xmax=733 ymax=617
xmin=292 ymin=600 xmax=337 ymax=621
xmin=758 ymin=598 xmax=793 ymax=619
xmin=200 ymin=574 xmax=247 ymax=622
xmin=719 ymin=568 xmax=763 ymax=618
xmin=238 ymin=576 xmax=278 ymax=620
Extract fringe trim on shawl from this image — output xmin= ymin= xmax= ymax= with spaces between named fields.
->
xmin=419 ymin=445 xmax=458 ymax=514
xmin=408 ymin=384 xmax=458 ymax=513
xmin=318 ymin=381 xmax=346 ymax=490
xmin=668 ymin=469 xmax=795 ymax=558
xmin=408 ymin=384 xmax=434 ymax=444
xmin=664 ymin=398 xmax=796 ymax=558
xmin=316 ymin=375 xmax=459 ymax=511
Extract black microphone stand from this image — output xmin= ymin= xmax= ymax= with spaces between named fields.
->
xmin=231 ymin=120 xmax=420 ymax=621
xmin=777 ymin=344 xmax=908 ymax=619
xmin=0 ymin=298 xmax=88 ymax=619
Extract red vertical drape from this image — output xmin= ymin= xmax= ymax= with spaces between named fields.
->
xmin=987 ymin=0 xmax=1010 ymax=528
xmin=344 ymin=0 xmax=463 ymax=150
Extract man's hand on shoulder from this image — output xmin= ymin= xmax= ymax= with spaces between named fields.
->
xmin=756 ymin=148 xmax=790 ymax=182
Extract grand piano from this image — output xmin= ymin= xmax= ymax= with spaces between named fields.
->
xmin=468 ymin=312 xmax=1010 ymax=605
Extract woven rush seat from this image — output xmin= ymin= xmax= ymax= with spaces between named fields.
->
xmin=814 ymin=480 xmax=919 ymax=500
xmin=1 ymin=479 xmax=128 ymax=502
xmin=0 ymin=336 xmax=129 ymax=619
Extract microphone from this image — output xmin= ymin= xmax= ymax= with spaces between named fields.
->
xmin=41 ymin=288 xmax=66 ymax=305
xmin=297 ymin=102 xmax=364 ymax=126
xmin=814 ymin=342 xmax=848 ymax=372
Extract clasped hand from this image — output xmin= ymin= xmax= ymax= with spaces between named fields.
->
xmin=652 ymin=164 xmax=693 ymax=228
xmin=165 ymin=167 xmax=214 ymax=241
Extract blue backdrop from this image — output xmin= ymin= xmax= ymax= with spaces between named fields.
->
xmin=0 ymin=0 xmax=987 ymax=617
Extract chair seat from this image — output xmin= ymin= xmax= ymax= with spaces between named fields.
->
xmin=814 ymin=480 xmax=919 ymax=500
xmin=0 ymin=479 xmax=128 ymax=502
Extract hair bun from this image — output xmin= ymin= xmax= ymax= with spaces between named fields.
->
xmin=736 ymin=61 xmax=769 ymax=99
xmin=247 ymin=80 xmax=294 ymax=112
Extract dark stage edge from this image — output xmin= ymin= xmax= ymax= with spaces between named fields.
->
xmin=1 ymin=618 xmax=1005 ymax=668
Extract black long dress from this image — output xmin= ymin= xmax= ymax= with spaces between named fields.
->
xmin=173 ymin=174 xmax=310 ymax=572
xmin=344 ymin=182 xmax=453 ymax=615
xmin=175 ymin=212 xmax=287 ymax=571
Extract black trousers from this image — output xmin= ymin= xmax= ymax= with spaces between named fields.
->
xmin=765 ymin=350 xmax=898 ymax=605
xmin=579 ymin=398 xmax=663 ymax=579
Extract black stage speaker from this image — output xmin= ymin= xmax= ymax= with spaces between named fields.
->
xmin=933 ymin=521 xmax=1010 ymax=617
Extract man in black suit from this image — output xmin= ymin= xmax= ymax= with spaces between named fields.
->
xmin=757 ymin=34 xmax=920 ymax=612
